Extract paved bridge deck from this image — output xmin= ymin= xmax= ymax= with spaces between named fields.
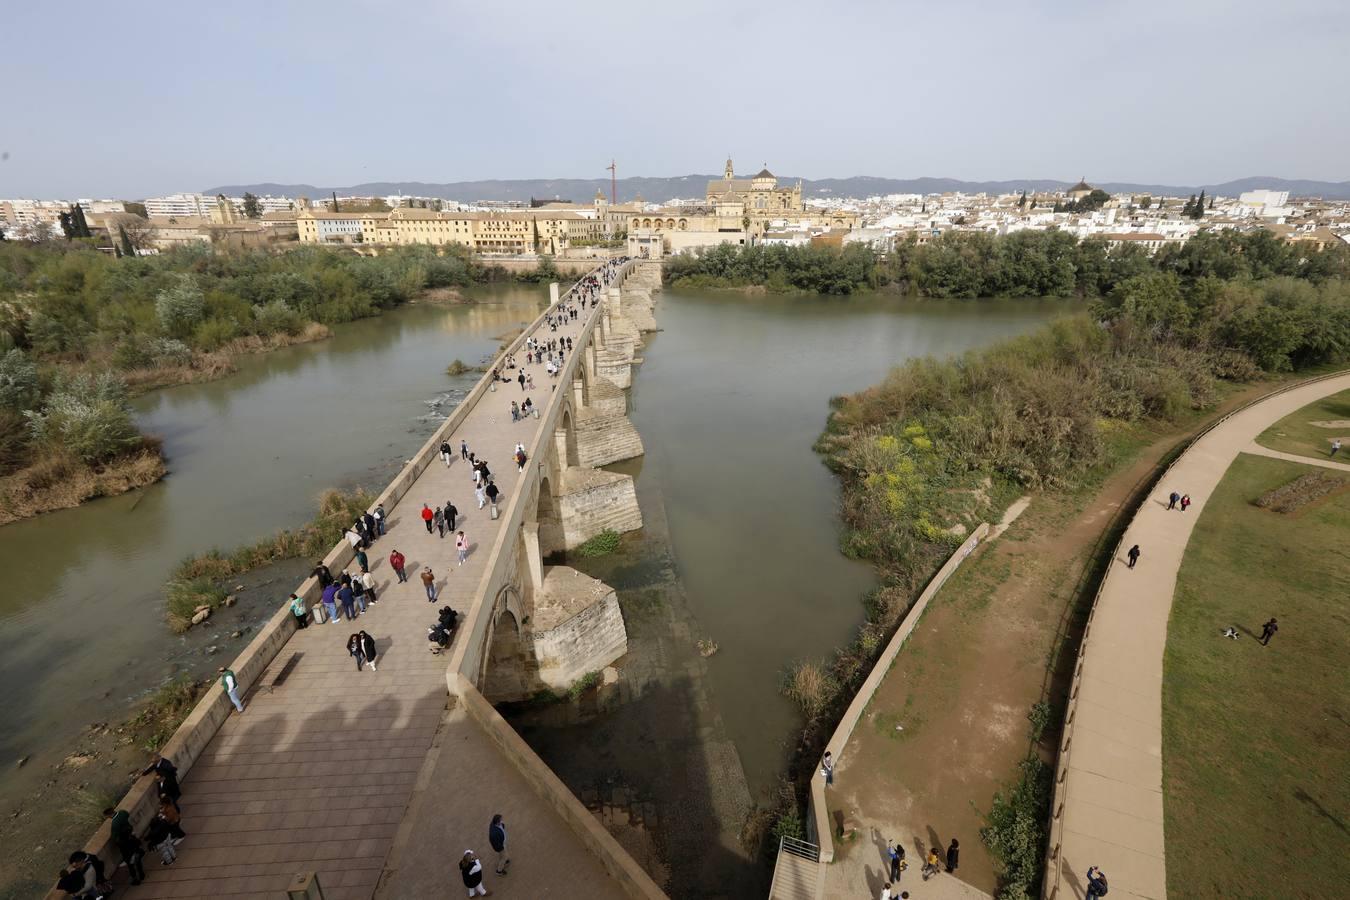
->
xmin=124 ymin=269 xmax=629 ymax=899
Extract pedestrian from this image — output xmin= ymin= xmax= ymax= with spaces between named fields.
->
xmin=290 ymin=592 xmax=309 ymax=629
xmin=434 ymin=504 xmax=446 ymax=538
xmin=485 ymin=480 xmax=500 ymax=513
xmin=457 ymin=531 xmax=469 ymax=566
xmin=355 ymin=547 xmax=369 ymax=574
xmin=526 ymin=373 xmax=534 ymax=391
xmin=441 ymin=439 xmax=454 ymax=467
xmin=351 ymin=573 xmax=367 ymax=614
xmin=1085 ymin=866 xmax=1108 ymax=899
xmin=359 ymin=630 xmax=378 ymax=671
xmin=105 ymin=807 xmax=146 ymax=885
xmin=374 ymin=504 xmax=387 ymax=535
xmin=475 ymin=482 xmax=487 ymax=510
xmin=422 ymin=567 xmax=437 ymax=602
xmin=459 ymin=850 xmax=488 ymax=897
xmin=218 ymin=666 xmax=245 ymax=714
xmin=1180 ymin=493 xmax=1191 ymax=512
xmin=461 ymin=439 xmax=469 ymax=460
xmin=362 ymin=569 xmax=378 ymax=604
xmin=347 ymin=633 xmax=365 ymax=671
xmin=922 ymin=846 xmax=941 ymax=879
xmin=515 ymin=449 xmax=527 ymax=472
xmin=518 ymin=370 xmax=526 ymax=391
xmin=1260 ymin=617 xmax=1279 ymax=646
xmin=362 ymin=511 xmax=377 ymax=542
xmin=144 ymin=814 xmax=177 ymax=866
xmin=422 ymin=503 xmax=437 ymax=534
xmin=445 ymin=501 xmax=458 ymax=531
xmin=57 ymin=851 xmax=109 ymax=897
xmin=820 ymin=750 xmax=834 ymax=785
xmin=156 ymin=795 xmax=186 ymax=844
xmin=338 ymin=581 xmax=356 ymax=620
xmin=887 ymin=839 xmax=904 ymax=882
xmin=489 ymin=813 xmax=510 ymax=875
xmin=1167 ymin=491 xmax=1179 ymax=510
xmin=510 ymin=401 xmax=519 ymax=422
xmin=1332 ymin=438 xmax=1342 ymax=457
xmin=345 ymin=526 xmax=363 ymax=551
xmin=313 ymin=562 xmax=333 ymax=588
xmin=880 ymin=884 xmax=892 ymax=900
xmin=1127 ymin=544 xmax=1140 ymax=569
xmin=946 ymin=838 xmax=959 ymax=873
xmin=322 ymin=581 xmax=339 ymax=623
xmin=390 ymin=549 xmax=408 ymax=583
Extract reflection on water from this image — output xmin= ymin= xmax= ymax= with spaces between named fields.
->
xmin=0 ymin=286 xmax=547 ymax=804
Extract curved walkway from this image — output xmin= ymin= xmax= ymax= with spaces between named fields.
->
xmin=1045 ymin=371 xmax=1350 ymax=900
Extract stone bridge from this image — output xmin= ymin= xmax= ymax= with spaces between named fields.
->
xmin=70 ymin=260 xmax=671 ymax=900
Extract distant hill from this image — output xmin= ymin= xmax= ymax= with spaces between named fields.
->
xmin=206 ymin=174 xmax=1350 ymax=202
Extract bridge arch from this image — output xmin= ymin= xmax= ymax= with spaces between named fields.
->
xmin=481 ymin=583 xmax=529 ymax=702
xmin=556 ymin=406 xmax=580 ymax=469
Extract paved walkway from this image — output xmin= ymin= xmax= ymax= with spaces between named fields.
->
xmin=125 ymin=268 xmax=623 ymax=899
xmin=1048 ymin=371 xmax=1350 ymax=900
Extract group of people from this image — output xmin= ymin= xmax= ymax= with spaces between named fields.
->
xmin=420 ymin=499 xmax=460 ymax=537
xmin=312 ymin=559 xmax=379 ymax=624
xmin=879 ymin=836 xmax=960 ymax=898
xmin=75 ymin=753 xmax=189 ymax=895
xmin=458 ymin=813 xmax=511 ymax=897
xmin=344 ymin=505 xmax=386 ymax=551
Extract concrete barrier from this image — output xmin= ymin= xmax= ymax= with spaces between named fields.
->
xmin=451 ymin=674 xmax=667 ymax=899
xmin=52 ymin=261 xmax=628 ymax=898
xmin=808 ymin=523 xmax=990 ymax=863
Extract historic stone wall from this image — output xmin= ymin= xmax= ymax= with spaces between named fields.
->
xmin=557 ymin=467 xmax=643 ymax=549
xmin=531 ymin=566 xmax=628 ymax=689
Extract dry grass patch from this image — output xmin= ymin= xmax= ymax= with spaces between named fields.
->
xmin=0 ymin=444 xmax=165 ymax=525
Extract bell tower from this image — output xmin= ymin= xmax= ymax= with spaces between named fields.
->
xmin=724 ymin=156 xmax=734 ymax=180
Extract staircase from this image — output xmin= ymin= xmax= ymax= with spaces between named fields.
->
xmin=768 ymin=836 xmax=822 ymax=900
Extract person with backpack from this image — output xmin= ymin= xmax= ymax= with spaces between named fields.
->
xmin=389 ymin=549 xmax=408 ymax=583
xmin=218 ymin=666 xmax=245 ymax=713
xmin=1086 ymin=866 xmax=1108 ymax=897
xmin=887 ymin=839 xmax=905 ymax=882
xmin=1126 ymin=544 xmax=1141 ymax=569
xmin=459 ymin=850 xmax=488 ymax=896
xmin=485 ymin=480 xmax=500 ymax=515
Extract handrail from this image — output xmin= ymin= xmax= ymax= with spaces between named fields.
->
xmin=1041 ymin=367 xmax=1350 ymax=899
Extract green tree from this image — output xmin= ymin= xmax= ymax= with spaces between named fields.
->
xmin=0 ymin=348 xmax=41 ymax=411
xmin=119 ymin=225 xmax=135 ymax=258
xmin=1192 ymin=190 xmax=1207 ymax=219
xmin=241 ymin=192 xmax=263 ymax=218
xmin=155 ymin=275 xmax=206 ymax=340
xmin=25 ymin=372 xmax=141 ymax=463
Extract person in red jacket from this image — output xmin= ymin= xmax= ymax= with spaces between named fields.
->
xmin=420 ymin=503 xmax=434 ymax=534
xmin=389 ymin=549 xmax=407 ymax=583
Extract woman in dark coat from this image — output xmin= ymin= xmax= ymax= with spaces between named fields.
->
xmin=358 ymin=631 xmax=377 ymax=672
xmin=459 ymin=850 xmax=487 ymax=896
xmin=347 ymin=634 xmax=365 ymax=671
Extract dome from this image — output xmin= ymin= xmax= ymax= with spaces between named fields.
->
xmin=754 ymin=168 xmax=775 ymax=179
xmin=1069 ymin=178 xmax=1093 ymax=193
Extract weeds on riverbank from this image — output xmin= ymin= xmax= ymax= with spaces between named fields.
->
xmin=0 ymin=442 xmax=165 ymax=526
xmin=129 ymin=676 xmax=208 ymax=750
xmin=446 ymin=358 xmax=486 ymax=376
xmin=574 ymin=529 xmax=622 ymax=558
xmin=166 ymin=488 xmax=374 ymax=629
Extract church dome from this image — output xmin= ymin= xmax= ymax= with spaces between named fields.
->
xmin=1069 ymin=178 xmax=1093 ymax=193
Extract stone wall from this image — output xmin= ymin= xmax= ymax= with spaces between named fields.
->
xmin=575 ymin=407 xmax=645 ymax=468
xmin=531 ymin=566 xmax=629 ymax=689
xmin=557 ymin=467 xmax=643 ymax=550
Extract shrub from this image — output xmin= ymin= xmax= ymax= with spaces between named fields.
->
xmin=165 ymin=576 xmax=227 ymax=632
xmin=155 ymin=275 xmax=205 ymax=339
xmin=25 ymin=373 xmax=140 ymax=464
xmin=783 ymin=660 xmax=838 ymax=721
xmin=251 ymin=299 xmax=304 ymax=336
xmin=981 ymin=757 xmax=1052 ymax=900
xmin=575 ymin=529 xmax=622 ymax=557
xmin=567 ymin=670 xmax=602 ymax=700
xmin=1027 ymin=701 xmax=1052 ymax=743
xmin=0 ymin=348 xmax=40 ymax=411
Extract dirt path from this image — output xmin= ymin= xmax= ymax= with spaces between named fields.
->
xmin=826 ymin=383 xmax=1276 ymax=896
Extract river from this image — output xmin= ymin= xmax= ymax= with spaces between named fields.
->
xmin=0 ymin=279 xmax=1070 ymax=892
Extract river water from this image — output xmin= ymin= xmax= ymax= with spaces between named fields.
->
xmin=0 ymin=280 xmax=1068 ymax=884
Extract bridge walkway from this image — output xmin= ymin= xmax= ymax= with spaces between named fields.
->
xmin=123 ymin=269 xmax=626 ymax=900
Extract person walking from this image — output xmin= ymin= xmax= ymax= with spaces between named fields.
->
xmin=445 ymin=501 xmax=458 ymax=531
xmin=347 ymin=633 xmax=365 ymax=671
xmin=421 ymin=567 xmax=437 ymax=602
xmin=1127 ymin=544 xmax=1141 ymax=569
xmin=362 ymin=569 xmax=378 ymax=604
xmin=922 ymin=846 xmax=941 ymax=880
xmin=525 ymin=373 xmax=534 ymax=391
xmin=218 ymin=667 xmax=245 ymax=714
xmin=461 ymin=439 xmax=469 ymax=460
xmin=351 ymin=573 xmax=367 ymax=614
xmin=105 ymin=807 xmax=147 ymax=885
xmin=1085 ymin=866 xmax=1108 ymax=899
xmin=518 ymin=370 xmax=526 ymax=391
xmin=887 ymin=839 xmax=905 ymax=882
xmin=945 ymin=838 xmax=959 ymax=873
xmin=1167 ymin=491 xmax=1179 ymax=510
xmin=374 ymin=504 xmax=387 ymax=536
xmin=457 ymin=531 xmax=469 ymax=566
xmin=488 ymin=813 xmax=510 ymax=875
xmin=510 ymin=400 xmax=520 ymax=422
xmin=390 ymin=549 xmax=408 ymax=583
xmin=820 ymin=750 xmax=834 ymax=785
xmin=434 ymin=505 xmax=446 ymax=538
xmin=1260 ymin=617 xmax=1279 ymax=646
xmin=421 ymin=503 xmax=434 ymax=534
xmin=1180 ymin=493 xmax=1191 ymax=512
xmin=475 ymin=482 xmax=487 ymax=510
xmin=440 ymin=439 xmax=454 ymax=467
xmin=515 ymin=448 xmax=528 ymax=472
xmin=355 ymin=547 xmax=369 ymax=574
xmin=359 ymin=631 xmax=378 ymax=671
xmin=322 ymin=581 xmax=339 ymax=623
xmin=485 ymin=480 xmax=500 ymax=515
xmin=459 ymin=850 xmax=488 ymax=897
xmin=290 ymin=592 xmax=309 ymax=629
xmin=880 ymin=884 xmax=892 ymax=900
xmin=338 ymin=581 xmax=356 ymax=620
xmin=1332 ymin=438 xmax=1342 ymax=457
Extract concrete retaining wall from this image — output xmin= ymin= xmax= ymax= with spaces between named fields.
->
xmin=808 ymin=523 xmax=990 ymax=863
xmin=452 ymin=675 xmax=665 ymax=899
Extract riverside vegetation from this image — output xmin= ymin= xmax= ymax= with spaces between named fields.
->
xmin=743 ymin=232 xmax=1350 ymax=894
xmin=0 ymin=241 xmax=550 ymax=524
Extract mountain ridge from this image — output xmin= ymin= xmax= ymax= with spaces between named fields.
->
xmin=205 ymin=174 xmax=1350 ymax=203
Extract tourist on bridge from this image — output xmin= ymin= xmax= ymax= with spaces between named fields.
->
xmin=1167 ymin=491 xmax=1180 ymax=510
xmin=322 ymin=582 xmax=339 ymax=622
xmin=390 ymin=549 xmax=408 ymax=583
xmin=921 ymin=846 xmax=941 ymax=879
xmin=362 ymin=569 xmax=378 ymax=604
xmin=313 ymin=562 xmax=333 ymax=588
xmin=887 ymin=839 xmax=904 ymax=882
xmin=440 ymin=439 xmax=454 ymax=467
xmin=1085 ymin=866 xmax=1108 ymax=899
xmin=1180 ymin=493 xmax=1191 ymax=512
xmin=290 ymin=592 xmax=309 ymax=629
xmin=345 ymin=525 xmax=364 ymax=551
xmin=518 ymin=370 xmax=526 ymax=391
xmin=355 ymin=547 xmax=370 ymax=574
xmin=434 ymin=504 xmax=446 ymax=538
xmin=337 ymin=580 xmax=356 ymax=620
xmin=510 ymin=400 xmax=520 ymax=422
xmin=351 ymin=572 xmax=367 ymax=614
xmin=945 ymin=839 xmax=959 ymax=873
xmin=141 ymin=753 xmax=181 ymax=808
xmin=347 ymin=633 xmax=365 ymax=671
xmin=526 ymin=373 xmax=535 ymax=391
xmin=459 ymin=850 xmax=488 ymax=897
xmin=461 ymin=439 xmax=469 ymax=460
xmin=485 ymin=479 xmax=500 ymax=512
xmin=421 ymin=503 xmax=435 ymax=534
xmin=475 ymin=482 xmax=487 ymax=510
xmin=422 ymin=567 xmax=438 ymax=602
xmin=362 ymin=511 xmax=377 ymax=541
xmin=218 ymin=666 xmax=245 ymax=714
xmin=104 ymin=807 xmax=147 ymax=885
xmin=488 ymin=813 xmax=510 ymax=875
xmin=374 ymin=504 xmax=387 ymax=535
xmin=1127 ymin=544 xmax=1141 ymax=569
xmin=457 ymin=531 xmax=469 ymax=566
xmin=445 ymin=501 xmax=458 ymax=530
xmin=515 ymin=448 xmax=528 ymax=472
xmin=359 ymin=631 xmax=378 ymax=671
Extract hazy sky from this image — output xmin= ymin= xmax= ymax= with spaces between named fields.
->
xmin=5 ymin=0 xmax=1348 ymax=197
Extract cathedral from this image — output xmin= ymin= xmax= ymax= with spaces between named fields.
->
xmin=705 ymin=158 xmax=804 ymax=214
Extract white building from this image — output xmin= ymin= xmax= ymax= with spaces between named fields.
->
xmin=144 ymin=193 xmax=212 ymax=218
xmin=1238 ymin=189 xmax=1290 ymax=208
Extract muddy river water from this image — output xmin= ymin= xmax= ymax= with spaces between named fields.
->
xmin=0 ymin=280 xmax=1068 ymax=888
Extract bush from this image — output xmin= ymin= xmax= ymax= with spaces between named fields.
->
xmin=981 ymin=757 xmax=1052 ymax=899
xmin=165 ymin=576 xmax=227 ymax=632
xmin=782 ymin=660 xmax=838 ymax=721
xmin=0 ymin=348 xmax=40 ymax=411
xmin=567 ymin=670 xmax=602 ymax=700
xmin=251 ymin=299 xmax=304 ymax=336
xmin=575 ymin=529 xmax=622 ymax=557
xmin=155 ymin=275 xmax=205 ymax=339
xmin=1027 ymin=701 xmax=1052 ymax=743
xmin=25 ymin=373 xmax=140 ymax=464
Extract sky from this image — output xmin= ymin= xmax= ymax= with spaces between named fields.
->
xmin=4 ymin=0 xmax=1348 ymax=198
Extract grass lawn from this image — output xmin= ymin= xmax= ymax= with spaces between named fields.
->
xmin=1163 ymin=453 xmax=1350 ymax=899
xmin=1255 ymin=387 xmax=1350 ymax=461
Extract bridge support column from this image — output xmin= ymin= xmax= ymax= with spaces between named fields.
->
xmin=522 ymin=523 xmax=544 ymax=595
xmin=549 ymin=282 xmax=560 ymax=305
xmin=607 ymin=285 xmax=622 ymax=316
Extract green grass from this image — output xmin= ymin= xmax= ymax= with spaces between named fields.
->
xmin=1163 ymin=453 xmax=1350 ymax=899
xmin=1255 ymin=387 xmax=1350 ymax=461
xmin=574 ymin=529 xmax=622 ymax=558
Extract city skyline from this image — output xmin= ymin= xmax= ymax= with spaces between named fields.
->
xmin=5 ymin=0 xmax=1349 ymax=197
